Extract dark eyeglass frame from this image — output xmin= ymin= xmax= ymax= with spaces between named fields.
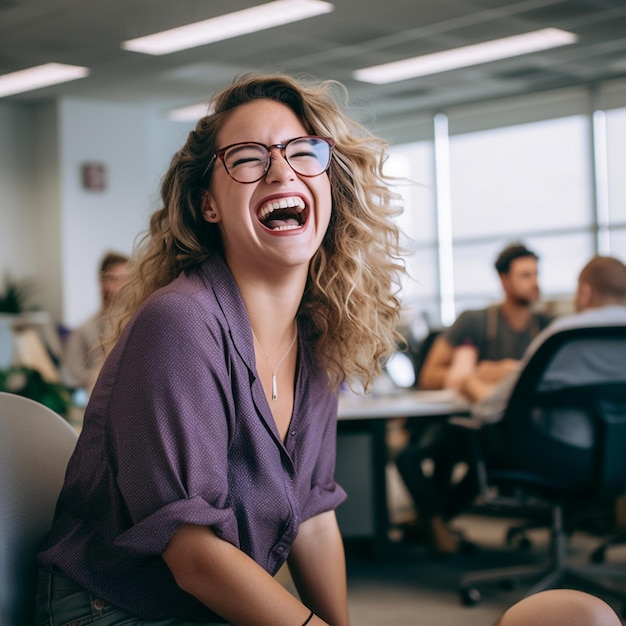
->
xmin=206 ymin=135 xmax=335 ymax=184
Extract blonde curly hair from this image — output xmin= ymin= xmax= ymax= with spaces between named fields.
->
xmin=111 ymin=73 xmax=405 ymax=389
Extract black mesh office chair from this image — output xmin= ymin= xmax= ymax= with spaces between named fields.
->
xmin=458 ymin=324 xmax=626 ymax=613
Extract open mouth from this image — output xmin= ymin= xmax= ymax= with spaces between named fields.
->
xmin=257 ymin=196 xmax=307 ymax=231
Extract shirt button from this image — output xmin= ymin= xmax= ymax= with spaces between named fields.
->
xmin=277 ymin=546 xmax=284 ymax=553
xmin=290 ymin=430 xmax=296 ymax=437
xmin=92 ymin=598 xmax=106 ymax=611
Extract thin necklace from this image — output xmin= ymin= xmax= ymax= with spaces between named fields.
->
xmin=251 ymin=322 xmax=298 ymax=401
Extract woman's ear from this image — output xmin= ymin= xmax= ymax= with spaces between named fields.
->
xmin=201 ymin=192 xmax=220 ymax=223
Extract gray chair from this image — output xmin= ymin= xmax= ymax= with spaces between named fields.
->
xmin=0 ymin=391 xmax=78 ymax=626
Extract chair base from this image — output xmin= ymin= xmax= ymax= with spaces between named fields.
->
xmin=459 ymin=497 xmax=626 ymax=616
xmin=459 ymin=559 xmax=626 ymax=616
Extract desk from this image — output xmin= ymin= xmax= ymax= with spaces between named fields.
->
xmin=335 ymin=389 xmax=470 ymax=554
xmin=339 ymin=389 xmax=470 ymax=421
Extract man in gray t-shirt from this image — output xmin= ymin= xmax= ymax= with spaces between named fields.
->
xmin=445 ymin=305 xmax=552 ymax=362
xmin=420 ymin=242 xmax=551 ymax=393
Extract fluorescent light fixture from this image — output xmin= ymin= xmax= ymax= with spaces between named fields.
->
xmin=122 ymin=0 xmax=334 ymax=56
xmin=166 ymin=102 xmax=213 ymax=122
xmin=354 ymin=28 xmax=577 ymax=84
xmin=0 ymin=63 xmax=89 ymax=98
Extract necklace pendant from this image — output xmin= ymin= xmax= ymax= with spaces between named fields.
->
xmin=251 ymin=321 xmax=297 ymax=403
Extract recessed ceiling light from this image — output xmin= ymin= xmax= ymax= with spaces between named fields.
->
xmin=354 ymin=28 xmax=578 ymax=84
xmin=0 ymin=63 xmax=89 ymax=98
xmin=122 ymin=0 xmax=334 ymax=56
xmin=166 ymin=102 xmax=213 ymax=122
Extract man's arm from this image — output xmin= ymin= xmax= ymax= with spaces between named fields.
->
xmin=443 ymin=344 xmax=478 ymax=390
xmin=467 ymin=370 xmax=519 ymax=424
xmin=418 ymin=335 xmax=455 ymax=389
xmin=473 ymin=358 xmax=520 ymax=385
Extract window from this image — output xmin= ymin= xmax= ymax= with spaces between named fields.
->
xmin=386 ymin=142 xmax=439 ymax=324
xmin=605 ymin=107 xmax=626 ymax=227
xmin=448 ymin=115 xmax=594 ymax=312
xmin=384 ymin=81 xmax=626 ymax=329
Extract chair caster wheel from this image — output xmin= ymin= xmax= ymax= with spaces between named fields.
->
xmin=460 ymin=586 xmax=481 ymax=606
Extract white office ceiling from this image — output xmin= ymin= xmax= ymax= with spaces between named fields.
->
xmin=1 ymin=0 xmax=626 ymax=123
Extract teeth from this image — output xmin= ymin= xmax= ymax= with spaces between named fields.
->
xmin=271 ymin=224 xmax=301 ymax=231
xmin=258 ymin=196 xmax=305 ymax=220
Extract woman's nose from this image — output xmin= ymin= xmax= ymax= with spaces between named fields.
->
xmin=264 ymin=149 xmax=296 ymax=182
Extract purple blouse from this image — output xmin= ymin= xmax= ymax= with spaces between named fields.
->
xmin=38 ymin=254 xmax=346 ymax=622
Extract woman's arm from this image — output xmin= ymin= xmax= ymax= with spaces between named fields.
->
xmin=287 ymin=510 xmax=350 ymax=626
xmin=163 ymin=524 xmax=329 ymax=626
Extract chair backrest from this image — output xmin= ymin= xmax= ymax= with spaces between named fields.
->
xmin=497 ymin=325 xmax=626 ymax=497
xmin=0 ymin=392 xmax=78 ymax=626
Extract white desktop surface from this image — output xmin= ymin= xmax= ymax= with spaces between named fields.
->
xmin=338 ymin=388 xmax=470 ymax=421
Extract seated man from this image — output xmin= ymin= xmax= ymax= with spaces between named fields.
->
xmin=470 ymin=254 xmax=626 ymax=423
xmin=459 ymin=254 xmax=626 ymax=502
xmin=396 ymin=242 xmax=552 ymax=553
xmin=398 ymin=254 xmax=626 ymax=552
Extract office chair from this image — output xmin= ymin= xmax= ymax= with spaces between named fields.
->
xmin=0 ymin=391 xmax=78 ymax=626
xmin=458 ymin=325 xmax=626 ymax=613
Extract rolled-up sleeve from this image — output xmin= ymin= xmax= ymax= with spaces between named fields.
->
xmin=106 ymin=292 xmax=240 ymax=555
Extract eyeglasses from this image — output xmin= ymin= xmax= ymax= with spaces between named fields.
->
xmin=209 ymin=135 xmax=335 ymax=184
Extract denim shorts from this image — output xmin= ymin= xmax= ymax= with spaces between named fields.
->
xmin=34 ymin=568 xmax=229 ymax=625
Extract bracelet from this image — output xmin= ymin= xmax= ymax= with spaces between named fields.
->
xmin=301 ymin=609 xmax=314 ymax=625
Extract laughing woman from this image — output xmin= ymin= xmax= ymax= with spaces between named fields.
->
xmin=35 ymin=73 xmax=404 ymax=626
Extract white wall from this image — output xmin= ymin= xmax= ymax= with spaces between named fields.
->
xmin=0 ymin=97 xmax=193 ymax=327
xmin=0 ymin=103 xmax=40 ymax=284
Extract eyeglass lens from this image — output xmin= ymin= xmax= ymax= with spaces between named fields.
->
xmin=222 ymin=137 xmax=331 ymax=183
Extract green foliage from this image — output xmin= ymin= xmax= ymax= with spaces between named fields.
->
xmin=0 ymin=366 xmax=72 ymax=417
xmin=0 ymin=274 xmax=37 ymax=313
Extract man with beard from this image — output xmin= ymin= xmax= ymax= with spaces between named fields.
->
xmin=396 ymin=242 xmax=552 ymax=553
xmin=419 ymin=242 xmax=552 ymax=394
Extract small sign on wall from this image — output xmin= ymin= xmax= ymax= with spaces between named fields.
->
xmin=81 ymin=162 xmax=107 ymax=191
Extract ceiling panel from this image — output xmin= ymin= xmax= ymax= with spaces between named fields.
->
xmin=0 ymin=0 xmax=625 ymax=123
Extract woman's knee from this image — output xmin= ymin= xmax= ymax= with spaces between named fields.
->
xmin=495 ymin=589 xmax=621 ymax=626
